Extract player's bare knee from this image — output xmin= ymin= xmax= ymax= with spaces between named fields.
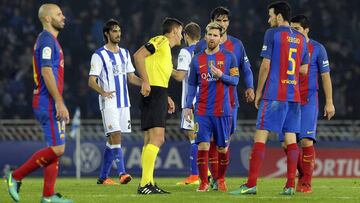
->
xmin=284 ymin=132 xmax=297 ymax=145
xmin=217 ymin=147 xmax=227 ymax=153
xmin=301 ymin=138 xmax=313 ymax=147
xmin=198 ymin=142 xmax=210 ymax=150
xmin=109 ymin=132 xmax=121 ymax=144
xmin=50 ymin=145 xmax=65 ymax=156
xmin=148 ymin=128 xmax=165 ymax=147
xmin=149 ymin=134 xmax=165 ymax=147
xmin=156 ymin=137 xmax=165 ymax=147
xmin=254 ymin=130 xmax=268 ymax=143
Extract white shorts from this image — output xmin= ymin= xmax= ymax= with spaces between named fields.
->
xmin=180 ymin=108 xmax=194 ymax=130
xmin=101 ymin=107 xmax=131 ymax=135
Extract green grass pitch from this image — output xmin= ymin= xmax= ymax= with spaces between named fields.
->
xmin=1 ymin=177 xmax=360 ymax=203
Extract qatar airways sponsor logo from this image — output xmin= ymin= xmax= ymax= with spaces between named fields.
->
xmin=265 ymin=157 xmax=360 ymax=178
xmin=201 ymin=72 xmax=219 ymax=82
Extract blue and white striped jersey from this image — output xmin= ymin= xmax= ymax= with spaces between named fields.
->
xmin=90 ymin=46 xmax=135 ymax=109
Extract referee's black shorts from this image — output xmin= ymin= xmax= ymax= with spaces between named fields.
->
xmin=139 ymin=86 xmax=168 ymax=131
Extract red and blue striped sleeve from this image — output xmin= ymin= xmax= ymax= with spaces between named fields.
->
xmin=260 ymin=29 xmax=274 ymax=59
xmin=38 ymin=34 xmax=55 ymax=68
xmin=317 ymin=44 xmax=330 ymax=73
xmin=239 ymin=43 xmax=254 ymax=88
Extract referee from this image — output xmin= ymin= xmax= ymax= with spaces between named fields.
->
xmin=134 ymin=17 xmax=183 ymax=194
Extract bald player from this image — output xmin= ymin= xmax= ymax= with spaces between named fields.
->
xmin=5 ymin=3 xmax=73 ymax=203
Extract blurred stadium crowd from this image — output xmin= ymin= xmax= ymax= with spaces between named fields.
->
xmin=0 ymin=0 xmax=359 ymax=119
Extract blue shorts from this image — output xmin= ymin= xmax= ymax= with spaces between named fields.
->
xmin=194 ymin=115 xmax=231 ymax=147
xmin=256 ymin=99 xmax=300 ymax=134
xmin=279 ymin=93 xmax=318 ymax=142
xmin=34 ymin=108 xmax=66 ymax=146
xmin=230 ymin=108 xmax=238 ymax=135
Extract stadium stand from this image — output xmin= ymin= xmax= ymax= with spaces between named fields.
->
xmin=0 ymin=0 xmax=359 ymax=120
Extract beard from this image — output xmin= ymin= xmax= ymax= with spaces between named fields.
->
xmin=110 ymin=37 xmax=120 ymax=44
xmin=51 ymin=20 xmax=64 ymax=31
xmin=207 ymin=41 xmax=219 ymax=50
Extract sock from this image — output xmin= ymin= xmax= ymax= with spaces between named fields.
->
xmin=140 ymin=144 xmax=159 ymax=187
xmin=190 ymin=140 xmax=198 ymax=175
xmin=208 ymin=140 xmax=218 ymax=180
xmin=285 ymin=143 xmax=299 ymax=188
xmin=302 ymin=145 xmax=315 ymax=185
xmin=13 ymin=147 xmax=58 ymax=181
xmin=284 ymin=147 xmax=303 ymax=177
xmin=197 ymin=150 xmax=209 ymax=184
xmin=246 ymin=142 xmax=265 ymax=188
xmin=141 ymin=146 xmax=146 ymax=168
xmin=297 ymin=148 xmax=304 ymax=178
xmin=217 ymin=149 xmax=230 ymax=180
xmin=99 ymin=143 xmax=113 ymax=180
xmin=43 ymin=157 xmax=59 ymax=197
xmin=111 ymin=144 xmax=126 ymax=176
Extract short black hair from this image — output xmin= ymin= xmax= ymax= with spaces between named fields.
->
xmin=162 ymin=17 xmax=183 ymax=35
xmin=268 ymin=1 xmax=291 ymax=22
xmin=103 ymin=19 xmax=120 ymax=43
xmin=210 ymin=6 xmax=230 ymax=21
xmin=291 ymin=14 xmax=310 ymax=29
xmin=184 ymin=22 xmax=201 ymax=41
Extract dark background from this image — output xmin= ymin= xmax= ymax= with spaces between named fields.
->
xmin=0 ymin=0 xmax=359 ymax=119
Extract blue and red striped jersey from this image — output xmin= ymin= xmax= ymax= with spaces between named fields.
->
xmin=32 ymin=30 xmax=64 ymax=110
xmin=187 ymin=49 xmax=238 ymax=116
xmin=194 ymin=35 xmax=254 ymax=107
xmin=300 ymin=39 xmax=330 ymax=105
xmin=261 ymin=26 xmax=309 ymax=102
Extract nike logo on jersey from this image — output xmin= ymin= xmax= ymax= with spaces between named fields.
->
xmin=307 ymin=131 xmax=314 ymax=134
xmin=199 ymin=64 xmax=206 ymax=69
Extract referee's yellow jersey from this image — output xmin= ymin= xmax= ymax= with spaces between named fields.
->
xmin=145 ymin=35 xmax=173 ymax=88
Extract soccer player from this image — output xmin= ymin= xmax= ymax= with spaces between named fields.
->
xmin=194 ymin=7 xmax=255 ymax=189
xmin=278 ymin=15 xmax=335 ymax=193
xmin=184 ymin=22 xmax=239 ymax=192
xmin=88 ymin=19 xmax=142 ymax=185
xmin=134 ymin=17 xmax=182 ymax=194
xmin=171 ymin=22 xmax=202 ymax=186
xmin=229 ymin=1 xmax=309 ymax=195
xmin=5 ymin=3 xmax=73 ymax=203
